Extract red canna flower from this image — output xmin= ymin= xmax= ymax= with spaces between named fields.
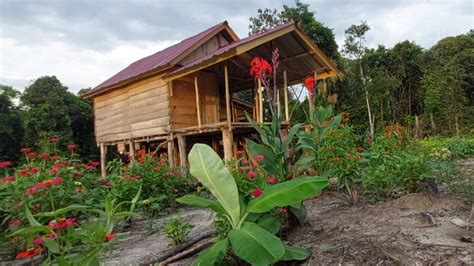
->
xmin=39 ymin=152 xmax=49 ymax=159
xmin=332 ymin=157 xmax=341 ymax=161
xmin=385 ymin=125 xmax=393 ymax=131
xmin=267 ymin=176 xmax=278 ymax=184
xmin=251 ymin=188 xmax=263 ymax=198
xmin=250 ymin=57 xmax=272 ymax=81
xmin=20 ymin=148 xmax=31 ymax=153
xmin=32 ymin=237 xmax=44 ymax=246
xmin=27 ymin=152 xmax=36 ymax=159
xmin=255 ymin=155 xmax=264 ymax=162
xmin=16 ymin=247 xmax=42 ymax=259
xmin=247 ymin=171 xmax=256 ymax=180
xmin=67 ymin=144 xmax=77 ymax=150
xmin=0 ymin=161 xmax=12 ymax=168
xmin=104 ymin=233 xmax=117 ymax=242
xmin=49 ymin=137 xmax=60 ymax=142
xmin=9 ymin=219 xmax=21 ymax=227
xmin=304 ymin=76 xmax=315 ymax=92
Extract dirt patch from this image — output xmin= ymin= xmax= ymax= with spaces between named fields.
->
xmin=287 ymin=192 xmax=472 ymax=265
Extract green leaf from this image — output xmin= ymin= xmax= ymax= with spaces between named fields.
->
xmin=289 ymin=204 xmax=307 ymax=225
xmin=192 ymin=239 xmax=229 ymax=266
xmin=281 ymin=244 xmax=310 ymax=261
xmin=247 ymin=176 xmax=328 ymax=213
xmin=43 ymin=237 xmax=61 ymax=254
xmin=176 ymin=195 xmax=226 ymax=215
xmin=282 ymin=123 xmax=302 ymax=152
xmin=229 ymin=222 xmax=285 ymax=265
xmin=35 ymin=204 xmax=90 ymax=217
xmin=294 ymin=155 xmax=315 ymax=169
xmin=188 ymin=144 xmax=240 ymax=227
xmin=25 ymin=206 xmax=41 ymax=226
xmin=246 ymin=139 xmax=279 ymax=174
xmin=256 ymin=214 xmax=281 ymax=234
xmin=9 ymin=225 xmax=51 ymax=236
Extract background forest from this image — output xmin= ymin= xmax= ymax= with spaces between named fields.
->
xmin=1 ymin=0 xmax=473 ymax=165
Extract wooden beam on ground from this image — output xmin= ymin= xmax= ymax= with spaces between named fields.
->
xmin=194 ymin=76 xmax=202 ymax=131
xmin=224 ymin=65 xmax=232 ymax=129
xmin=177 ymin=134 xmax=187 ymax=167
xmin=100 ymin=143 xmax=106 ymax=177
xmin=222 ymin=127 xmax=233 ymax=162
xmin=283 ymin=70 xmax=289 ymax=122
xmin=258 ymin=79 xmax=263 ymax=122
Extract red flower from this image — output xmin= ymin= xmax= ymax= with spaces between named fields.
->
xmin=49 ymin=137 xmax=60 ymax=142
xmin=385 ymin=125 xmax=393 ymax=131
xmin=27 ymin=152 xmax=36 ymax=159
xmin=267 ymin=176 xmax=278 ymax=184
xmin=255 ymin=155 xmax=264 ymax=162
xmin=251 ymin=188 xmax=263 ymax=198
xmin=249 ymin=57 xmax=272 ymax=81
xmin=51 ymin=177 xmax=63 ymax=185
xmin=304 ymin=76 xmax=315 ymax=92
xmin=396 ymin=124 xmax=404 ymax=133
xmin=20 ymin=148 xmax=31 ymax=153
xmin=49 ymin=218 xmax=76 ymax=230
xmin=104 ymin=233 xmax=117 ymax=242
xmin=50 ymin=155 xmax=60 ymax=161
xmin=0 ymin=176 xmax=15 ymax=182
xmin=91 ymin=161 xmax=100 ymax=167
xmin=0 ymin=161 xmax=12 ymax=168
xmin=49 ymin=168 xmax=58 ymax=175
xmin=73 ymin=172 xmax=83 ymax=177
xmin=39 ymin=152 xmax=49 ymax=159
xmin=16 ymin=248 xmax=42 ymax=259
xmin=86 ymin=165 xmax=95 ymax=171
xmin=247 ymin=171 xmax=256 ymax=180
xmin=9 ymin=219 xmax=21 ymax=227
xmin=98 ymin=178 xmax=113 ymax=187
xmin=32 ymin=237 xmax=44 ymax=246
xmin=279 ymin=207 xmax=287 ymax=216
xmin=44 ymin=232 xmax=57 ymax=239
xmin=356 ymin=147 xmax=364 ymax=152
xmin=19 ymin=169 xmax=29 ymax=176
xmin=367 ymin=138 xmax=373 ymax=145
xmin=26 ymin=187 xmax=38 ymax=195
xmin=29 ymin=167 xmax=39 ymax=174
xmin=236 ymin=150 xmax=244 ymax=157
xmin=241 ymin=160 xmax=249 ymax=166
xmin=332 ymin=157 xmax=341 ymax=161
xmin=67 ymin=144 xmax=77 ymax=150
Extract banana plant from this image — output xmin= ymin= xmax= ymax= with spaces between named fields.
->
xmin=177 ymin=144 xmax=328 ymax=265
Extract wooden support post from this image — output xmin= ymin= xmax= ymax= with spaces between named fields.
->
xmin=222 ymin=127 xmax=233 ymax=162
xmin=100 ymin=143 xmax=106 ymax=178
xmin=194 ymin=76 xmax=202 ymax=131
xmin=283 ymin=70 xmax=289 ymax=122
xmin=128 ymin=140 xmax=135 ymax=158
xmin=258 ymin=78 xmax=263 ymax=123
xmin=168 ymin=135 xmax=175 ymax=167
xmin=224 ymin=65 xmax=232 ymax=129
xmin=177 ymin=134 xmax=187 ymax=167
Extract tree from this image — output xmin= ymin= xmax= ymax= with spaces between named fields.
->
xmin=0 ymin=85 xmax=23 ymax=163
xmin=248 ymin=0 xmax=340 ymax=60
xmin=342 ymin=21 xmax=375 ymax=138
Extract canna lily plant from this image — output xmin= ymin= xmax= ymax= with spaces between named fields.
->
xmin=177 ymin=144 xmax=328 ymax=265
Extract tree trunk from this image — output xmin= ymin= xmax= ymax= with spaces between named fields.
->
xmin=359 ymin=62 xmax=374 ymax=139
xmin=430 ymin=112 xmax=436 ymax=132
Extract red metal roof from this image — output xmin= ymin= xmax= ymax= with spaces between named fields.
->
xmin=91 ymin=21 xmax=230 ymax=93
xmin=166 ymin=22 xmax=295 ymax=77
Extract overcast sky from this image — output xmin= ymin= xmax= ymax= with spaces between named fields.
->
xmin=0 ymin=0 xmax=472 ymax=93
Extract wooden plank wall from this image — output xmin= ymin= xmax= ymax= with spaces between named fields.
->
xmin=170 ymin=72 xmax=219 ymax=129
xmin=179 ymin=33 xmax=230 ymax=65
xmin=94 ymin=76 xmax=170 ymax=143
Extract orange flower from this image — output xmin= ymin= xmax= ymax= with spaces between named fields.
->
xmin=332 ymin=157 xmax=341 ymax=161
xmin=104 ymin=233 xmax=117 ymax=242
xmin=16 ymin=248 xmax=42 ymax=259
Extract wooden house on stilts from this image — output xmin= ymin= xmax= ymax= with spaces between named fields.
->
xmin=83 ymin=21 xmax=338 ymax=177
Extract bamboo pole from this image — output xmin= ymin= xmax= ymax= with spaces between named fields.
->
xmin=258 ymin=79 xmax=263 ymax=122
xmin=129 ymin=140 xmax=135 ymax=158
xmin=222 ymin=127 xmax=233 ymax=162
xmin=254 ymin=83 xmax=259 ymax=121
xmin=224 ymin=65 xmax=232 ymax=129
xmin=100 ymin=143 xmax=106 ymax=178
xmin=283 ymin=70 xmax=289 ymax=122
xmin=194 ymin=76 xmax=202 ymax=131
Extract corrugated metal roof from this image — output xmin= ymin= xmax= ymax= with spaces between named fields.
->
xmin=165 ymin=22 xmax=295 ymax=77
xmin=91 ymin=21 xmax=230 ymax=93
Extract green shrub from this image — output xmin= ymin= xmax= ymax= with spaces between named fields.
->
xmin=163 ymin=217 xmax=194 ymax=246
